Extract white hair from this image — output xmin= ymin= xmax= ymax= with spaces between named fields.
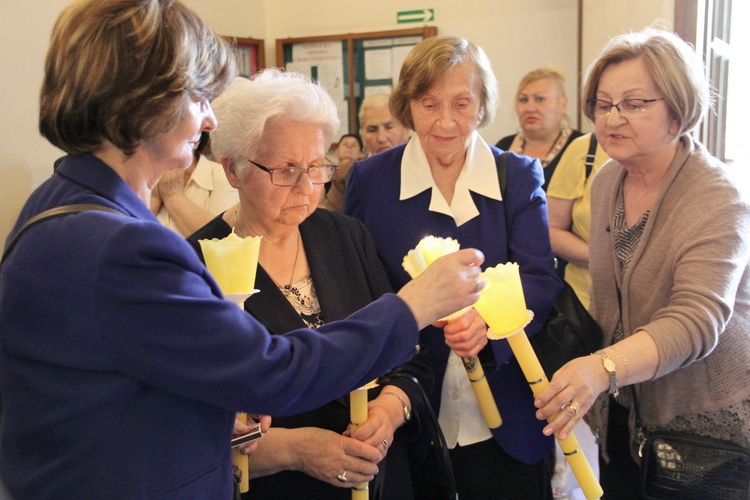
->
xmin=210 ymin=68 xmax=340 ymax=179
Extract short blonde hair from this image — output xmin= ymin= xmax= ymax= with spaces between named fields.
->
xmin=40 ymin=0 xmax=236 ymax=155
xmin=583 ymin=28 xmax=710 ymax=135
xmin=210 ymin=69 xmax=339 ymax=180
xmin=516 ymin=67 xmax=567 ymax=100
xmin=390 ymin=36 xmax=499 ymax=130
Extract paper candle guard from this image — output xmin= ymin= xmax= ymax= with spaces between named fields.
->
xmin=402 ymin=236 xmax=502 ymax=429
xmin=473 ymin=263 xmax=603 ymax=500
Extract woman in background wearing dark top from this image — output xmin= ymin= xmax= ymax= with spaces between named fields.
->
xmin=189 ymin=71 xmax=483 ymax=499
xmin=496 ymin=68 xmax=582 ymax=190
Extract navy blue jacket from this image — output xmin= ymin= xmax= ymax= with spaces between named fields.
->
xmin=344 ymin=143 xmax=562 ymax=464
xmin=0 ymin=154 xmax=420 ymax=499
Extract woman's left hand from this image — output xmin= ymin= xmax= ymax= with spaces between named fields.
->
xmin=534 ymin=355 xmax=605 ymax=439
xmin=437 ymin=308 xmax=488 ymax=358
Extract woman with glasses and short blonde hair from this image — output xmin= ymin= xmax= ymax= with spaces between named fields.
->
xmin=535 ymin=28 xmax=750 ymax=498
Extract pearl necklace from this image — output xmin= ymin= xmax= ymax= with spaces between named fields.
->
xmin=233 ymin=206 xmax=300 ymax=292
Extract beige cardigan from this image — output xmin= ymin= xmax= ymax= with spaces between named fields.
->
xmin=588 ymin=136 xmax=750 ymax=446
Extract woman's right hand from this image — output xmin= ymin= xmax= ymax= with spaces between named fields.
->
xmin=398 ymin=248 xmax=485 ymax=330
xmin=247 ymin=427 xmax=382 ymax=487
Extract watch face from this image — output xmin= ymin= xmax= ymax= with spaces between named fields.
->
xmin=603 ymin=358 xmax=616 ymax=372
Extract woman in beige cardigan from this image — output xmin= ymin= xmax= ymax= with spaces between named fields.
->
xmin=535 ymin=28 xmax=750 ymax=498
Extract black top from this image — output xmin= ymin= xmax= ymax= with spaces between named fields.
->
xmin=188 ymin=208 xmax=429 ymax=500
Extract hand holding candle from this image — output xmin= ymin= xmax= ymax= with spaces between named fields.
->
xmin=402 ymin=236 xmax=501 ymax=429
xmin=199 ymin=229 xmax=262 ymax=494
xmin=349 ymin=380 xmax=378 ymax=500
xmin=473 ymin=263 xmax=603 ymax=500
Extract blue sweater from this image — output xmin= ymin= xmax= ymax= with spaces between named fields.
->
xmin=343 ymin=143 xmax=562 ymax=464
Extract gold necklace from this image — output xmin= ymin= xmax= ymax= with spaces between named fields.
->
xmin=233 ymin=206 xmax=301 ymax=291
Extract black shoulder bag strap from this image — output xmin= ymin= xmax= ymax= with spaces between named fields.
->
xmin=585 ymin=133 xmax=598 ymax=181
xmin=1 ymin=204 xmax=123 ymax=266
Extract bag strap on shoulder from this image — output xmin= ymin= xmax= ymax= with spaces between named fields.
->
xmin=584 ymin=133 xmax=598 ymax=181
xmin=1 ymin=204 xmax=123 ymax=266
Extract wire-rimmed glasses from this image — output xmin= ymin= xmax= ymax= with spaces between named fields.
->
xmin=244 ymin=158 xmax=338 ymax=186
xmin=586 ymin=98 xmax=665 ymax=119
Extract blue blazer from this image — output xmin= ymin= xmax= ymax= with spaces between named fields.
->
xmin=343 ymin=143 xmax=563 ymax=464
xmin=0 ymin=154 xmax=420 ymax=499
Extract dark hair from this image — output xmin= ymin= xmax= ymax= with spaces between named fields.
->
xmin=39 ymin=0 xmax=237 ymax=155
xmin=337 ymin=133 xmax=363 ymax=150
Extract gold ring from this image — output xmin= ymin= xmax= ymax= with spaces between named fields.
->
xmin=337 ymin=470 xmax=348 ymax=483
xmin=564 ymin=401 xmax=581 ymax=416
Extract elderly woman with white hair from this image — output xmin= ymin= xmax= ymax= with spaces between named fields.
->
xmin=188 ymin=70 xmax=478 ymax=499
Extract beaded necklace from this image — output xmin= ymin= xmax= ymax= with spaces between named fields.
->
xmin=516 ymin=127 xmax=571 ymax=167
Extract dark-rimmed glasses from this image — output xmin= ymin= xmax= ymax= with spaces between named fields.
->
xmin=244 ymin=158 xmax=338 ymax=186
xmin=587 ymin=98 xmax=665 ymax=119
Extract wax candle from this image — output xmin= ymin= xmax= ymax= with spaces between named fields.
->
xmin=350 ymin=381 xmax=377 ymax=500
xmin=198 ymin=231 xmax=263 ymax=493
xmin=198 ymin=231 xmax=262 ymax=294
xmin=473 ymin=263 xmax=603 ymax=500
xmin=402 ymin=236 xmax=502 ymax=429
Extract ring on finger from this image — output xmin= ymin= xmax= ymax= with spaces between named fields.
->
xmin=382 ymin=439 xmax=389 ymax=450
xmin=337 ymin=470 xmax=348 ymax=483
xmin=473 ymin=279 xmax=483 ymax=293
xmin=564 ymin=400 xmax=581 ymax=416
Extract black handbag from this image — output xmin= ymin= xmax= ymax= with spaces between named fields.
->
xmin=496 ymin=152 xmax=603 ymax=377
xmin=639 ymin=431 xmax=750 ymax=499
xmin=530 ymin=280 xmax=603 ymax=377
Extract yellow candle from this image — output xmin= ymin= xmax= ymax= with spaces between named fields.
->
xmin=198 ymin=231 xmax=262 ymax=293
xmin=472 ymin=263 xmax=529 ymax=337
xmin=350 ymin=382 xmax=376 ymax=500
xmin=232 ymin=412 xmax=250 ymax=493
xmin=198 ymin=237 xmax=262 ymax=494
xmin=473 ymin=264 xmax=603 ymax=500
xmin=402 ymin=236 xmax=502 ymax=429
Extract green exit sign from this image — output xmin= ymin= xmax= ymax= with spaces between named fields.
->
xmin=397 ymin=9 xmax=434 ymax=24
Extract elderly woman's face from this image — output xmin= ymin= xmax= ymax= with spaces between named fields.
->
xmin=360 ymin=105 xmax=410 ymax=155
xmin=409 ymin=60 xmax=482 ymax=163
xmin=238 ymin=118 xmax=327 ymax=227
xmin=515 ymin=77 xmax=567 ymax=138
xmin=594 ymin=57 xmax=679 ymax=168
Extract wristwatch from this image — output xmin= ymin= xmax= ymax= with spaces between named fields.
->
xmin=595 ymin=350 xmax=619 ymax=397
xmin=384 ymin=392 xmax=411 ymax=423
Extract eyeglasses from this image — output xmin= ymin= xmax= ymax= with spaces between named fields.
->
xmin=244 ymin=158 xmax=338 ymax=186
xmin=587 ymin=98 xmax=665 ymax=118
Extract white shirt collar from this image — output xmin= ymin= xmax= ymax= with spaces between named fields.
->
xmin=400 ymin=131 xmax=502 ymax=226
xmin=188 ymin=155 xmax=214 ymax=191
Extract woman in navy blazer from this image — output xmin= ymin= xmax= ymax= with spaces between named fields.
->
xmin=344 ymin=36 xmax=563 ymax=499
xmin=0 ymin=3 xmax=485 ymax=498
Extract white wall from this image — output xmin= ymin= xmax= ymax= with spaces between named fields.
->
xmin=0 ymin=0 xmax=674 ymax=243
